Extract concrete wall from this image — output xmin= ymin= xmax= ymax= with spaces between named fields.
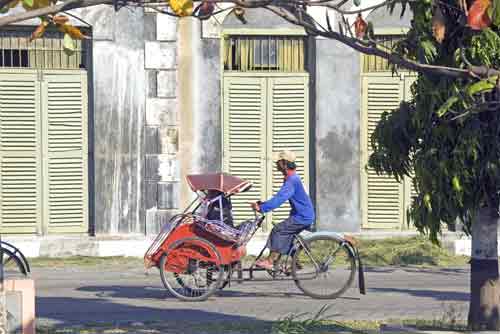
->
xmin=315 ymin=40 xmax=361 ymax=232
xmin=79 ymin=6 xmax=147 ymax=234
xmin=77 ymin=7 xmax=180 ymax=235
xmin=197 ymin=39 xmax=222 ymax=172
xmin=142 ymin=11 xmax=180 ymax=235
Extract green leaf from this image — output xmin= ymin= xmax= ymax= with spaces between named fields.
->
xmin=452 ymin=176 xmax=462 ymax=192
xmin=436 ymin=95 xmax=459 ymax=117
xmin=353 ymin=0 xmax=361 ymax=6
xmin=466 ymin=77 xmax=497 ymax=96
xmin=22 ymin=0 xmax=33 ymax=8
xmin=63 ymin=33 xmax=76 ymax=56
xmin=419 ymin=39 xmax=437 ymax=63
xmin=0 ymin=6 xmax=9 ymax=13
xmin=492 ymin=0 xmax=500 ymax=26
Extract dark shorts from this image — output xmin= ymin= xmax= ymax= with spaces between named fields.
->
xmin=267 ymin=217 xmax=310 ymax=255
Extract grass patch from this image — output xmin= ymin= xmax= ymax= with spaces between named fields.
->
xmin=35 ymin=318 xmax=383 ymax=334
xmin=272 ymin=305 xmax=381 ymax=333
xmin=35 ymin=316 xmax=473 ymax=334
xmin=398 ymin=319 xmax=468 ymax=331
xmin=27 ymin=237 xmax=469 ymax=269
xmin=30 ymin=256 xmax=144 ymax=268
xmin=357 ymin=236 xmax=469 ymax=267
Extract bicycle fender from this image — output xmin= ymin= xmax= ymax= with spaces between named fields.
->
xmin=298 ymin=230 xmax=345 ymax=242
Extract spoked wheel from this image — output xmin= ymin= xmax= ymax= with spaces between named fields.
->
xmin=160 ymin=237 xmax=224 ymax=301
xmin=0 ymin=248 xmax=28 ymax=277
xmin=292 ymin=235 xmax=356 ymax=299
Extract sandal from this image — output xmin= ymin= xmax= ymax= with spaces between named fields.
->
xmin=255 ymin=259 xmax=274 ymax=270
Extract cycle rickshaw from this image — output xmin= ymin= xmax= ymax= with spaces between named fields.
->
xmin=145 ymin=173 xmax=365 ymax=301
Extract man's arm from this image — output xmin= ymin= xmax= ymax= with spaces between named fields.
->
xmin=259 ymin=180 xmax=295 ymax=213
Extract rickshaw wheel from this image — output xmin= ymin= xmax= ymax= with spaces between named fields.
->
xmin=292 ymin=235 xmax=356 ymax=299
xmin=159 ymin=237 xmax=224 ymax=301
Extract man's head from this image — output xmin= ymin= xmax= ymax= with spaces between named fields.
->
xmin=274 ymin=150 xmax=297 ymax=175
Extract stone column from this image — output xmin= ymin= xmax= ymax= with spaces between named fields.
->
xmin=143 ymin=10 xmax=181 ymax=234
xmin=178 ymin=17 xmax=202 ymax=208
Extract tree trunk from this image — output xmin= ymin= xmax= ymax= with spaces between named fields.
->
xmin=468 ymin=206 xmax=500 ymax=330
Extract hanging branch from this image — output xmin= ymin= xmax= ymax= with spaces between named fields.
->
xmin=0 ymin=0 xmax=498 ymax=81
xmin=262 ymin=4 xmax=500 ymax=80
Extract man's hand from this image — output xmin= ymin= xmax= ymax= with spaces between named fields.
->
xmin=250 ymin=202 xmax=260 ymax=212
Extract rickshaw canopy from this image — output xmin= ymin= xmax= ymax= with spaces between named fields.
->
xmin=186 ymin=173 xmax=252 ymax=195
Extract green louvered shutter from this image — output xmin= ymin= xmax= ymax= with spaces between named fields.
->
xmin=361 ymin=75 xmax=405 ymax=229
xmin=41 ymin=70 xmax=88 ymax=234
xmin=0 ymin=70 xmax=42 ymax=234
xmin=402 ymin=75 xmax=418 ymax=229
xmin=223 ymin=76 xmax=267 ymax=226
xmin=268 ymin=76 xmax=309 ymax=226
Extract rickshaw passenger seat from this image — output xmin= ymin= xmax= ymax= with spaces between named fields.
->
xmin=205 ymin=192 xmax=234 ymax=227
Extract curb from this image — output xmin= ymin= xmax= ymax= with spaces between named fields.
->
xmin=381 ymin=324 xmax=499 ymax=334
xmin=2 ymin=235 xmax=269 ymax=258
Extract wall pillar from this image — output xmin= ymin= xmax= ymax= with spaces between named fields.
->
xmin=178 ymin=17 xmax=202 ymax=208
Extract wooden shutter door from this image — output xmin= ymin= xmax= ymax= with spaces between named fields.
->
xmin=361 ymin=75 xmax=405 ymax=229
xmin=0 ymin=70 xmax=42 ymax=234
xmin=402 ymin=74 xmax=418 ymax=229
xmin=223 ymin=76 xmax=267 ymax=226
xmin=41 ymin=70 xmax=88 ymax=234
xmin=268 ymin=76 xmax=309 ymax=226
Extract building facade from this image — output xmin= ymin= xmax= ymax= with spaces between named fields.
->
xmin=0 ymin=2 xmax=423 ymax=242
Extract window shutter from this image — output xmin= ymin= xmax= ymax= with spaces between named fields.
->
xmin=402 ymin=75 xmax=418 ymax=229
xmin=268 ymin=76 xmax=309 ymax=226
xmin=361 ymin=75 xmax=405 ymax=229
xmin=223 ymin=76 xmax=267 ymax=225
xmin=0 ymin=70 xmax=42 ymax=233
xmin=41 ymin=70 xmax=88 ymax=233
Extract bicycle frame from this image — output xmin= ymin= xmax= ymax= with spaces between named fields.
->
xmin=224 ymin=232 xmax=324 ymax=284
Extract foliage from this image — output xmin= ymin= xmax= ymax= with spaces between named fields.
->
xmin=0 ymin=0 xmax=89 ymax=55
xmin=369 ymin=0 xmax=500 ymax=243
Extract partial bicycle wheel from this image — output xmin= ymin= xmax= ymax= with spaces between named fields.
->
xmin=0 ymin=248 xmax=27 ymax=277
xmin=159 ymin=237 xmax=224 ymax=301
xmin=292 ymin=235 xmax=356 ymax=299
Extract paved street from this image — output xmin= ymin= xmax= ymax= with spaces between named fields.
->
xmin=32 ymin=264 xmax=471 ymax=327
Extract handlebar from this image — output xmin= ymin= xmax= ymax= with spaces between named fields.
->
xmin=251 ymin=207 xmax=265 ymax=228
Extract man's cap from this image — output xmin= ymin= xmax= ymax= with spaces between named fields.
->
xmin=273 ymin=150 xmax=296 ymax=163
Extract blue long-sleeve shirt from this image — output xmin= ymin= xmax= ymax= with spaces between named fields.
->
xmin=259 ymin=173 xmax=315 ymax=225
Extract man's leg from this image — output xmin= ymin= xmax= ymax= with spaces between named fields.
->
xmin=255 ymin=217 xmax=304 ymax=270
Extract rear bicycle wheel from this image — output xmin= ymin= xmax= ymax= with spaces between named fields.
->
xmin=292 ymin=235 xmax=356 ymax=299
xmin=159 ymin=237 xmax=224 ymax=301
xmin=0 ymin=248 xmax=27 ymax=277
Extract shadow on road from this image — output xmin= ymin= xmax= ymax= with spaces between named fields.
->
xmin=36 ymin=296 xmax=365 ymax=333
xmin=37 ymin=295 xmax=271 ymax=327
xmin=76 ymin=284 xmax=361 ymax=301
xmin=364 ymin=266 xmax=469 ymax=276
xmin=369 ymin=287 xmax=469 ymax=301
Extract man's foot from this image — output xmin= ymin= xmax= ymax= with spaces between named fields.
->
xmin=255 ymin=259 xmax=274 ymax=270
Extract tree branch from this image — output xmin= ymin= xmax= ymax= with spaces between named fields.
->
xmin=263 ymin=5 xmax=499 ymax=80
xmin=0 ymin=0 xmax=498 ymax=81
xmin=0 ymin=0 xmax=114 ymax=27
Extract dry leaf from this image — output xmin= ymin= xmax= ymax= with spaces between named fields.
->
xmin=30 ymin=20 xmax=48 ymax=41
xmin=23 ymin=0 xmax=49 ymax=10
xmin=63 ymin=33 xmax=76 ymax=56
xmin=53 ymin=15 xmax=69 ymax=25
xmin=354 ymin=13 xmax=368 ymax=39
xmin=58 ymin=23 xmax=90 ymax=40
xmin=432 ymin=6 xmax=446 ymax=43
xmin=8 ymin=0 xmax=20 ymax=8
xmin=198 ymin=0 xmax=215 ymax=17
xmin=169 ymin=0 xmax=193 ymax=17
xmin=467 ymin=0 xmax=492 ymax=30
